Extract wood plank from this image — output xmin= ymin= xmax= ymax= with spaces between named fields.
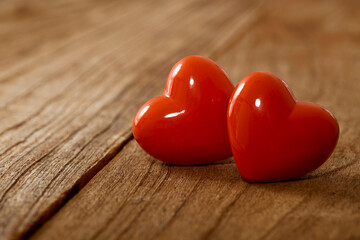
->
xmin=0 ymin=0 xmax=263 ymax=239
xmin=0 ymin=0 xmax=125 ymax=70
xmin=31 ymin=0 xmax=360 ymax=239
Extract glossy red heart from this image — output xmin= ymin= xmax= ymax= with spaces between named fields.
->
xmin=133 ymin=56 xmax=234 ymax=165
xmin=227 ymin=72 xmax=339 ymax=182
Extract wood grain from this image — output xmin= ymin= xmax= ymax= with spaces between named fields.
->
xmin=0 ymin=0 xmax=359 ymax=239
xmin=0 ymin=0 xmax=262 ymax=239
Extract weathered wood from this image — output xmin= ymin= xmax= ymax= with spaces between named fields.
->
xmin=0 ymin=0 xmax=359 ymax=239
xmin=30 ymin=0 xmax=360 ymax=240
xmin=0 ymin=0 xmax=263 ymax=239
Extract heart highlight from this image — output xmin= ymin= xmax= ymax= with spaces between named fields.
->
xmin=227 ymin=72 xmax=339 ymax=182
xmin=133 ymin=56 xmax=234 ymax=165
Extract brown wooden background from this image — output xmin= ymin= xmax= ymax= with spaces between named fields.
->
xmin=0 ymin=0 xmax=359 ymax=239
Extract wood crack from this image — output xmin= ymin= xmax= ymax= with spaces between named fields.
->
xmin=202 ymin=184 xmax=251 ymax=240
xmin=0 ymin=77 xmax=136 ymax=205
xmin=24 ymin=130 xmax=135 ymax=239
xmin=256 ymin=197 xmax=308 ymax=240
xmin=89 ymin=159 xmax=156 ymax=240
xmin=151 ymin=176 xmax=203 ymax=239
xmin=114 ymin=166 xmax=171 ymax=239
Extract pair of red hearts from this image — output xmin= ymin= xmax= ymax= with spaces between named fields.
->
xmin=132 ymin=56 xmax=339 ymax=182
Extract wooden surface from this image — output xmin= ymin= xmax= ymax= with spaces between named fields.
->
xmin=0 ymin=0 xmax=359 ymax=239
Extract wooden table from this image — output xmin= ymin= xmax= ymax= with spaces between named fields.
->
xmin=0 ymin=0 xmax=359 ymax=239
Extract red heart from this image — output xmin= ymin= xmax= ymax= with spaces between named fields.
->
xmin=133 ymin=56 xmax=234 ymax=165
xmin=227 ymin=72 xmax=339 ymax=182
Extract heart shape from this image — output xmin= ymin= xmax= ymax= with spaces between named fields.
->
xmin=133 ymin=56 xmax=234 ymax=165
xmin=227 ymin=72 xmax=339 ymax=182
